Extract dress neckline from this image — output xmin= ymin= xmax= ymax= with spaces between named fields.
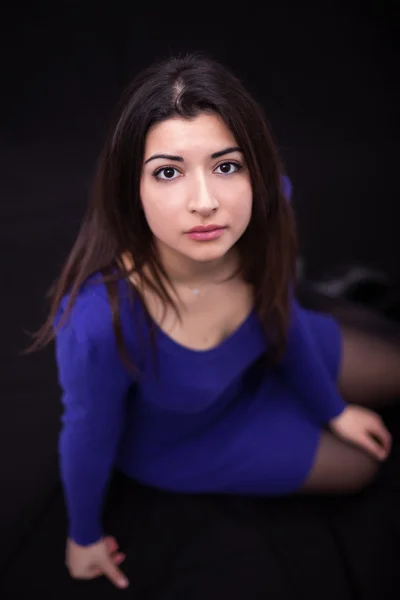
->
xmin=154 ymin=309 xmax=257 ymax=360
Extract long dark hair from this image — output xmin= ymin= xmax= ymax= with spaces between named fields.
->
xmin=26 ymin=52 xmax=297 ymax=367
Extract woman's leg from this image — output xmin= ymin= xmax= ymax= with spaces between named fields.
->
xmin=298 ymin=290 xmax=400 ymax=407
xmin=300 ymin=429 xmax=381 ymax=494
xmin=338 ymin=327 xmax=400 ymax=407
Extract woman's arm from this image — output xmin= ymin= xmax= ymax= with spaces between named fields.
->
xmin=55 ymin=293 xmax=134 ymax=546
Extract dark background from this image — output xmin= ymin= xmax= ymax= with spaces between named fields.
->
xmin=0 ymin=0 xmax=398 ymax=581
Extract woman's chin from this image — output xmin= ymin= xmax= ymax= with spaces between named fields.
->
xmin=155 ymin=237 xmax=236 ymax=268
xmin=184 ymin=244 xmax=232 ymax=264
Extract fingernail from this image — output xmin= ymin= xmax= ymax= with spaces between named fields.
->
xmin=119 ymin=579 xmax=129 ymax=588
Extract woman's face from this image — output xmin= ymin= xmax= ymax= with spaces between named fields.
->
xmin=140 ymin=112 xmax=252 ymax=267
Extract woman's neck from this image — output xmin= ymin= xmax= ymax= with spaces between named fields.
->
xmin=120 ymin=244 xmax=240 ymax=296
xmin=155 ymin=243 xmax=240 ymax=288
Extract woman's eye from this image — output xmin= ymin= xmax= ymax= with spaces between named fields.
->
xmin=153 ymin=162 xmax=242 ymax=180
xmin=215 ymin=162 xmax=241 ymax=175
xmin=154 ymin=167 xmax=180 ymax=180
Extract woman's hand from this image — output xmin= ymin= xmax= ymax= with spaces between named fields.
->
xmin=66 ymin=535 xmax=129 ymax=589
xmin=329 ymin=405 xmax=392 ymax=461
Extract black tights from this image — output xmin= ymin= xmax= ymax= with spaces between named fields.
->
xmin=299 ymin=323 xmax=400 ymax=495
xmin=300 ymin=429 xmax=381 ymax=494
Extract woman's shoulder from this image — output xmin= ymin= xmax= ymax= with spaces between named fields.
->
xmin=54 ymin=273 xmax=140 ymax=380
xmin=55 ymin=272 xmax=135 ymax=345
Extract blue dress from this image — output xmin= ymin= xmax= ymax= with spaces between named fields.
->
xmin=55 ymin=277 xmax=346 ymax=545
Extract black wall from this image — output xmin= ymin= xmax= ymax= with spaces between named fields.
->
xmin=0 ymin=2 xmax=398 ymax=555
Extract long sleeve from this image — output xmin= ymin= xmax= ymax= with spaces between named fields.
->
xmin=55 ymin=293 xmax=134 ymax=546
xmin=279 ymin=300 xmax=346 ymax=425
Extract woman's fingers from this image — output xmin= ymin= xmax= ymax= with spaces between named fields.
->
xmin=104 ymin=536 xmax=119 ymax=553
xmin=358 ymin=414 xmax=391 ymax=460
xmin=89 ymin=551 xmax=126 ymax=579
xmin=367 ymin=420 xmax=392 ymax=455
xmin=359 ymin=432 xmax=388 ymax=460
xmin=113 ymin=553 xmax=126 ymax=565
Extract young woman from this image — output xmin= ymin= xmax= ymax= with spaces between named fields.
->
xmin=29 ymin=53 xmax=399 ymax=590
